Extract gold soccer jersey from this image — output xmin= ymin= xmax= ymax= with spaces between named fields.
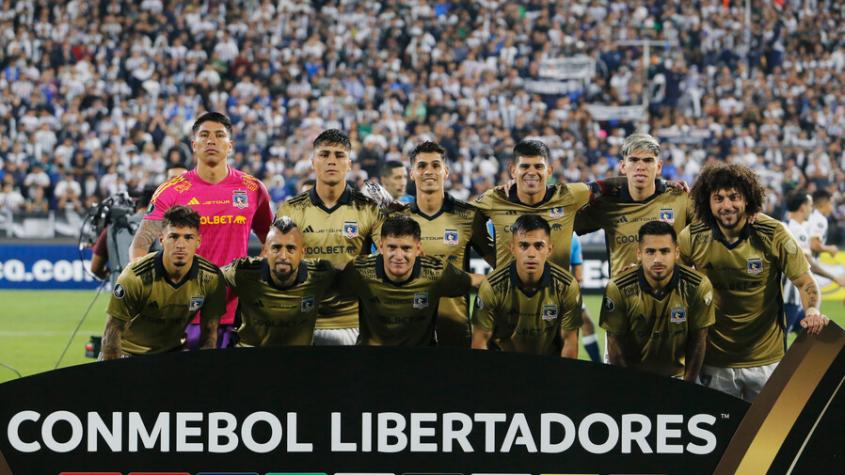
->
xmin=678 ymin=214 xmax=809 ymax=368
xmin=575 ymin=183 xmax=695 ymax=277
xmin=339 ymin=255 xmax=474 ymax=346
xmin=405 ymin=194 xmax=493 ymax=345
xmin=276 ymin=186 xmax=384 ymax=329
xmin=222 ymin=257 xmax=338 ymax=346
xmin=473 ymin=262 xmax=582 ymax=356
xmin=475 ymin=183 xmax=592 ymax=269
xmin=106 ymin=252 xmax=226 ymax=355
xmin=600 ymin=265 xmax=715 ymax=378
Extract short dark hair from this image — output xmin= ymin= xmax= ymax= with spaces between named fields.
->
xmin=380 ymin=160 xmax=405 ymax=178
xmin=272 ymin=216 xmax=299 ymax=234
xmin=812 ymin=189 xmax=832 ymax=204
xmin=638 ymin=220 xmax=677 ymax=244
xmin=786 ymin=189 xmax=811 ymax=213
xmin=511 ymin=214 xmax=551 ymax=237
xmin=313 ymin=129 xmax=351 ymax=150
xmin=690 ymin=163 xmax=766 ymax=228
xmin=163 ymin=205 xmax=200 ymax=230
xmin=409 ymin=141 xmax=447 ymax=164
xmin=380 ymin=214 xmax=421 ymax=240
xmin=192 ymin=111 xmax=233 ymax=137
xmin=513 ymin=139 xmax=550 ymax=162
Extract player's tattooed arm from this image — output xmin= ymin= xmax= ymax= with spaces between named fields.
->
xmin=684 ymin=328 xmax=708 ymax=383
xmin=100 ymin=315 xmax=126 ymax=360
xmin=199 ymin=317 xmax=219 ymax=350
xmin=793 ymin=272 xmax=830 ymax=335
xmin=129 ymin=219 xmax=163 ymax=262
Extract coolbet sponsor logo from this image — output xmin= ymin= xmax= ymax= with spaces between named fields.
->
xmin=199 ymin=215 xmax=247 ymax=225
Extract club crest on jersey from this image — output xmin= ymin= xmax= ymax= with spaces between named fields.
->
xmin=113 ymin=284 xmax=125 ymax=299
xmin=232 ymin=190 xmax=249 ymax=209
xmin=413 ymin=292 xmax=430 ymax=309
xmin=747 ymin=258 xmax=763 ymax=275
xmin=659 ymin=208 xmax=675 ymax=224
xmin=670 ymin=307 xmax=687 ymax=324
xmin=189 ymin=296 xmax=205 ymax=312
xmin=604 ymin=296 xmax=615 ymax=311
xmin=549 ymin=207 xmax=564 ymax=219
xmin=444 ymin=229 xmax=459 ymax=246
xmin=343 ymin=221 xmax=359 ymax=239
xmin=301 ymin=296 xmax=315 ymax=313
xmin=542 ymin=304 xmax=558 ymax=321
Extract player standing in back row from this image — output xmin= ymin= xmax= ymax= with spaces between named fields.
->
xmin=276 ymin=129 xmax=386 ymax=346
xmin=129 ymin=112 xmax=274 ymax=349
xmin=679 ymin=163 xmax=829 ymax=401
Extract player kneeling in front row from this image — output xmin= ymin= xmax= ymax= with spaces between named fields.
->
xmin=601 ymin=221 xmax=714 ymax=381
xmin=471 ymin=214 xmax=582 ymax=357
xmin=338 ymin=214 xmax=484 ymax=346
xmin=222 ymin=217 xmax=338 ymax=346
xmin=100 ymin=206 xmax=226 ymax=360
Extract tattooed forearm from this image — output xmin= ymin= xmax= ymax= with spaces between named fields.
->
xmin=803 ymin=282 xmax=820 ymax=309
xmin=129 ymin=219 xmax=163 ymax=262
xmin=100 ymin=316 xmax=126 ymax=360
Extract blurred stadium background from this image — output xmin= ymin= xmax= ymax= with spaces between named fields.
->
xmin=3 ymin=1 xmax=845 ymax=382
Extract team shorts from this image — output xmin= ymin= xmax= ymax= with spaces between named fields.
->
xmin=699 ymin=362 xmax=779 ymax=402
xmin=312 ymin=328 xmax=359 ymax=346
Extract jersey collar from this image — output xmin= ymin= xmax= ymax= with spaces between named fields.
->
xmin=509 ymin=261 xmax=552 ymax=296
xmin=638 ymin=265 xmax=680 ymax=300
xmin=620 ymin=180 xmax=666 ymax=203
xmin=309 ymin=185 xmax=352 ymax=213
xmin=154 ymin=251 xmax=199 ymax=289
xmin=261 ymin=258 xmax=308 ymax=290
xmin=375 ymin=254 xmax=422 ymax=286
xmin=410 ymin=192 xmax=455 ymax=220
xmin=506 ymin=184 xmax=556 ymax=208
xmin=711 ymin=221 xmax=752 ymax=249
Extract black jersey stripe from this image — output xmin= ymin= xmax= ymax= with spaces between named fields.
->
xmin=678 ymin=269 xmax=703 ymax=285
xmin=286 ymin=192 xmax=310 ymax=204
xmin=549 ymin=269 xmax=573 ymax=284
xmin=689 ymin=223 xmax=709 ymax=234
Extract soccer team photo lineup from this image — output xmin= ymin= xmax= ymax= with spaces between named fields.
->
xmin=1 ymin=0 xmax=845 ymax=472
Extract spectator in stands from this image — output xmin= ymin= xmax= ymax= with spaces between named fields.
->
xmin=0 ymin=0 xmax=844 ymax=244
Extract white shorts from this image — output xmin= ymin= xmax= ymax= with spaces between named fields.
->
xmin=699 ymin=362 xmax=779 ymax=402
xmin=313 ymin=328 xmax=359 ymax=346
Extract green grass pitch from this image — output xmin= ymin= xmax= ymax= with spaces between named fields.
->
xmin=0 ymin=290 xmax=843 ymax=384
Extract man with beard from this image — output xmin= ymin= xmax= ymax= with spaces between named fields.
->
xmin=679 ymin=163 xmax=830 ymax=401
xmin=101 ymin=206 xmax=226 ymax=359
xmin=601 ymin=221 xmax=714 ymax=381
xmin=221 ymin=217 xmax=339 ymax=346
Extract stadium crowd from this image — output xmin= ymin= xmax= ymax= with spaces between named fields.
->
xmin=1 ymin=0 xmax=845 ymax=241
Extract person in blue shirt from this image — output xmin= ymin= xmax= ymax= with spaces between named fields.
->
xmin=570 ymin=233 xmax=601 ymax=362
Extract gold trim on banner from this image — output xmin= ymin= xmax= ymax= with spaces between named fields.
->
xmin=716 ymin=324 xmax=845 ymax=474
